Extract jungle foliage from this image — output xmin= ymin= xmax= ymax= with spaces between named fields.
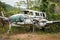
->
xmin=0 ymin=1 xmax=20 ymax=17
xmin=0 ymin=0 xmax=60 ymax=33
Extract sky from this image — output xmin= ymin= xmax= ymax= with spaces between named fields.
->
xmin=0 ymin=0 xmax=34 ymax=8
xmin=0 ymin=0 xmax=20 ymax=6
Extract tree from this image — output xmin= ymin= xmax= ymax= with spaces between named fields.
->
xmin=0 ymin=1 xmax=7 ymax=12
xmin=39 ymin=0 xmax=49 ymax=12
xmin=49 ymin=4 xmax=56 ymax=13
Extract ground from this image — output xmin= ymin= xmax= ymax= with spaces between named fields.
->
xmin=0 ymin=33 xmax=60 ymax=40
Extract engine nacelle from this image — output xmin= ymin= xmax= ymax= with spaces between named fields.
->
xmin=38 ymin=19 xmax=47 ymax=27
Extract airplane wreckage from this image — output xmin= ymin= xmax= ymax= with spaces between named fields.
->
xmin=0 ymin=9 xmax=60 ymax=33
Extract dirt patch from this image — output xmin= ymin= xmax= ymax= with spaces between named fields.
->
xmin=0 ymin=33 xmax=60 ymax=40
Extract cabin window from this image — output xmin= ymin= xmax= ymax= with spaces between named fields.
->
xmin=24 ymin=11 xmax=28 ymax=14
xmin=35 ymin=13 xmax=39 ymax=16
xmin=29 ymin=12 xmax=33 ymax=15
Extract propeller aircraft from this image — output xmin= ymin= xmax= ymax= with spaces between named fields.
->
xmin=0 ymin=9 xmax=60 ymax=33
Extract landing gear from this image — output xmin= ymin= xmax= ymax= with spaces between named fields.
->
xmin=7 ymin=22 xmax=12 ymax=34
xmin=30 ymin=25 xmax=35 ymax=32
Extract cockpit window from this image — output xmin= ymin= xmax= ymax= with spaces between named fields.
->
xmin=40 ymin=13 xmax=43 ymax=16
xmin=41 ymin=12 xmax=45 ymax=17
xmin=40 ymin=12 xmax=46 ymax=18
xmin=42 ymin=13 xmax=45 ymax=17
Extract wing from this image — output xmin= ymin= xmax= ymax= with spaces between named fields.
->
xmin=45 ymin=21 xmax=60 ymax=27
